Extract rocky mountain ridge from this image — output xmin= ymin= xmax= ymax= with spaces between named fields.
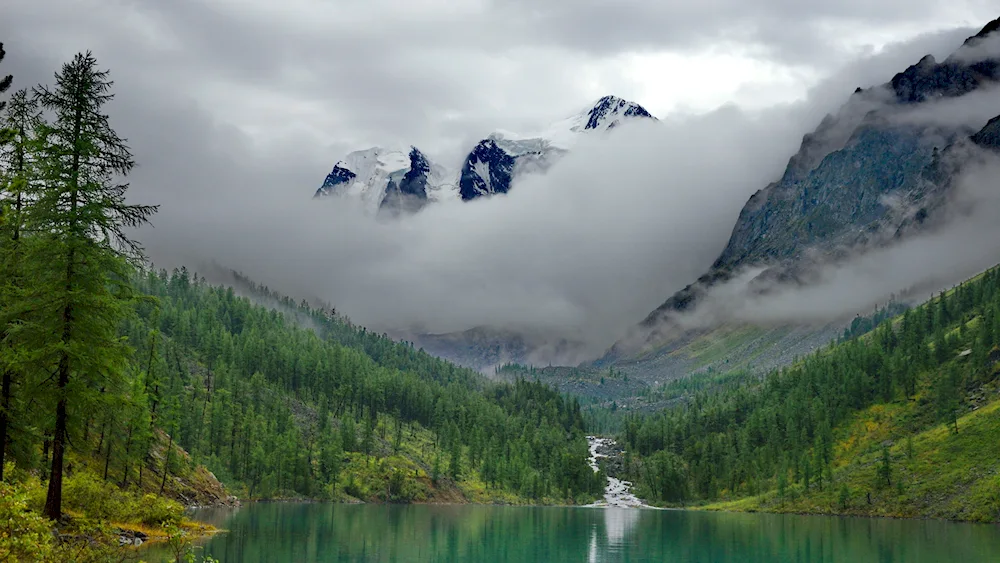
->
xmin=614 ymin=17 xmax=1000 ymax=363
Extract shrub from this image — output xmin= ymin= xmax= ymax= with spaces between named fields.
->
xmin=0 ymin=481 xmax=56 ymax=562
xmin=62 ymin=471 xmax=182 ymax=526
xmin=135 ymin=493 xmax=183 ymax=527
xmin=63 ymin=472 xmax=118 ymax=520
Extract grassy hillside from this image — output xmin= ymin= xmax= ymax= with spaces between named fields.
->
xmin=705 ymin=380 xmax=1000 ymax=522
xmin=621 ymin=265 xmax=1000 ymax=522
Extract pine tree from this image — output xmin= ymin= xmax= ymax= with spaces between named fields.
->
xmin=934 ymin=366 xmax=961 ymax=434
xmin=877 ymin=445 xmax=891 ymax=488
xmin=0 ymin=43 xmax=13 ymax=116
xmin=838 ymin=484 xmax=850 ymax=510
xmin=0 ymin=89 xmax=41 ymax=481
xmin=16 ymin=52 xmax=156 ymax=519
xmin=449 ymin=439 xmax=462 ymax=481
xmin=431 ymin=452 xmax=441 ymax=485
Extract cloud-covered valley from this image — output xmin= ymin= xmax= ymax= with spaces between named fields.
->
xmin=2 ymin=2 xmax=997 ymax=366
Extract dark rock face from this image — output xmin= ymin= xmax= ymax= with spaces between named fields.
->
xmin=889 ymin=54 xmax=999 ymax=104
xmin=715 ymin=126 xmax=933 ymax=269
xmin=971 ymin=114 xmax=1000 ymax=150
xmin=315 ymin=165 xmax=356 ymax=197
xmin=890 ymin=18 xmax=1000 ymax=104
xmin=965 ymin=16 xmax=1000 ymax=46
xmin=459 ymin=139 xmax=516 ymax=201
xmin=584 ymin=95 xmax=654 ymax=130
xmin=381 ymin=147 xmax=431 ymax=213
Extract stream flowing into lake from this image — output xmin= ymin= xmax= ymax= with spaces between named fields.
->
xmin=585 ymin=435 xmax=648 ymax=508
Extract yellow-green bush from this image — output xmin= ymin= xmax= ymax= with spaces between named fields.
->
xmin=0 ymin=481 xmax=55 ymax=562
xmin=61 ymin=470 xmax=183 ymax=526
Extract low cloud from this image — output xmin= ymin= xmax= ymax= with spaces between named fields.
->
xmin=3 ymin=14 xmax=995 ymax=366
xmin=640 ymin=146 xmax=1000 ymax=342
xmin=130 ymin=28 xmax=999 ymax=364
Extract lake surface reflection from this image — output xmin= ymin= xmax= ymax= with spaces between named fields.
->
xmin=143 ymin=502 xmax=1000 ymax=562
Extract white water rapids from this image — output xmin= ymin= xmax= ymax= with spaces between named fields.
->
xmin=585 ymin=436 xmax=648 ymax=508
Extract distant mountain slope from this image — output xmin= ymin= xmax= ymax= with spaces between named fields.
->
xmin=624 ymin=262 xmax=1000 ymax=522
xmin=130 ymin=268 xmax=603 ymax=504
xmin=612 ymin=18 xmax=1000 ymax=370
xmin=314 ymin=95 xmax=657 ymax=214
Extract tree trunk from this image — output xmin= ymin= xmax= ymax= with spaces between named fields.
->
xmin=96 ymin=419 xmax=107 ymax=456
xmin=103 ymin=430 xmax=113 ymax=481
xmin=145 ymin=336 xmax=159 ymax=422
xmin=121 ymin=422 xmax=134 ymax=488
xmin=43 ymin=353 xmax=70 ymax=520
xmin=43 ymin=90 xmax=83 ymax=522
xmin=0 ymin=369 xmax=11 ymax=481
xmin=160 ymin=432 xmax=173 ymax=496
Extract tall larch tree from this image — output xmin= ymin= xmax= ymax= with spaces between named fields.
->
xmin=18 ymin=52 xmax=156 ymax=520
xmin=0 ymin=41 xmax=16 ymax=481
xmin=0 ymin=89 xmax=42 ymax=481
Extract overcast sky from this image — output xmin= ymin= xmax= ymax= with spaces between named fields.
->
xmin=2 ymin=1 xmax=998 ymax=362
xmin=3 ymin=0 xmax=994 ymax=163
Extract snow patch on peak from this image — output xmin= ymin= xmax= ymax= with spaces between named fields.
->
xmin=580 ymin=95 xmax=656 ymax=132
xmin=316 ymin=94 xmax=658 ymax=208
xmin=315 ymin=146 xmax=457 ymax=214
xmin=456 ymin=95 xmax=657 ymax=201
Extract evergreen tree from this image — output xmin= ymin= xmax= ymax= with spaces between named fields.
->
xmin=16 ymin=52 xmax=156 ymax=519
xmin=449 ymin=439 xmax=462 ymax=481
xmin=877 ymin=445 xmax=891 ymax=488
xmin=934 ymin=366 xmax=961 ymax=434
xmin=0 ymin=42 xmax=12 ymax=116
xmin=0 ymin=89 xmax=41 ymax=481
xmin=341 ymin=416 xmax=357 ymax=453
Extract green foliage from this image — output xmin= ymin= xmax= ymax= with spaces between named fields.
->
xmin=876 ymin=445 xmax=891 ymax=489
xmin=0 ymin=51 xmax=157 ymax=520
xmin=118 ymin=269 xmax=601 ymax=503
xmin=624 ymin=266 xmax=1000 ymax=518
xmin=0 ymin=480 xmax=54 ymax=562
xmin=637 ymin=450 xmax=688 ymax=504
xmin=60 ymin=470 xmax=183 ymax=526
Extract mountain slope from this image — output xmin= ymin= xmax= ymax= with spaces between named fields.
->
xmin=123 ymin=268 xmax=604 ymax=504
xmin=623 ymin=262 xmax=1000 ymax=522
xmin=610 ymin=18 xmax=1000 ymax=372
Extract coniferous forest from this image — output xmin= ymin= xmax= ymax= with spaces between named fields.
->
xmin=0 ymin=47 xmax=601 ymax=561
xmin=621 ymin=268 xmax=1000 ymax=521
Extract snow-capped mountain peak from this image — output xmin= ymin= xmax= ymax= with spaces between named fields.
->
xmin=315 ymin=146 xmax=407 ymax=198
xmin=315 ymin=95 xmax=658 ymax=209
xmin=579 ymin=95 xmax=656 ymax=132
xmin=314 ymin=146 xmax=456 ymax=214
